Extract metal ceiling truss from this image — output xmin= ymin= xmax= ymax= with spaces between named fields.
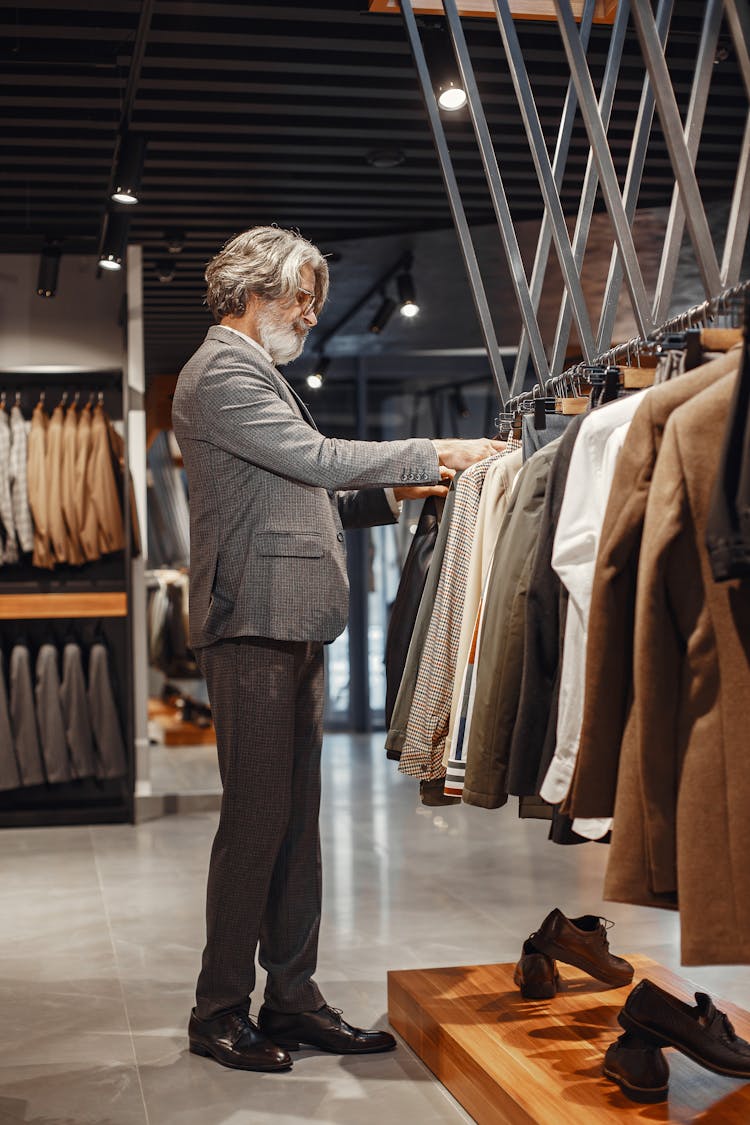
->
xmin=402 ymin=0 xmax=750 ymax=404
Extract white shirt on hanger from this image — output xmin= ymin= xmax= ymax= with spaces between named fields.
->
xmin=539 ymin=392 xmax=650 ymax=824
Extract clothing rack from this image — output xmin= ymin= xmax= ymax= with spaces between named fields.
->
xmin=503 ymin=281 xmax=750 ymax=416
xmin=0 ymin=367 xmax=136 ymax=826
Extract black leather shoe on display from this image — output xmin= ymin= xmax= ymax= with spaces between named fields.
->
xmin=532 ymin=908 xmax=634 ymax=987
xmin=618 ymin=980 xmax=750 ymax=1079
xmin=513 ymin=937 xmax=560 ymax=1000
xmin=188 ymin=1008 xmax=293 ymax=1072
xmin=258 ymin=1004 xmax=397 ymax=1054
xmin=602 ymin=1031 xmax=670 ymax=1103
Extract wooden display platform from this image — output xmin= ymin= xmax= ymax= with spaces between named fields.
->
xmin=148 ymin=698 xmax=215 ymax=745
xmin=388 ymin=955 xmax=750 ymax=1123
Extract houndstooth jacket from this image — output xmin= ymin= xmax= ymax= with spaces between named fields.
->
xmin=172 ymin=325 xmax=440 ymax=648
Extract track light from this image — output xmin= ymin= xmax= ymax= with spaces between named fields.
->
xmin=156 ymin=258 xmax=177 ymax=283
xmin=164 ymin=228 xmax=185 ymax=254
xmin=397 ymin=272 xmax=419 ymax=318
xmin=369 ymin=295 xmax=397 ymax=334
xmin=37 ymin=240 xmax=61 ymax=298
xmin=451 ymin=387 xmax=470 ymax=418
xmin=421 ymin=23 xmax=467 ymax=114
xmin=98 ymin=211 xmax=130 ymax=272
xmin=307 ymin=355 xmax=330 ymax=389
xmin=111 ymin=132 xmax=147 ymax=205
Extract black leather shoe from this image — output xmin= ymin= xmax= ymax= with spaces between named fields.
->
xmin=188 ymin=1008 xmax=293 ymax=1072
xmin=618 ymin=980 xmax=750 ymax=1079
xmin=513 ymin=937 xmax=559 ymax=1000
xmin=602 ymin=1031 xmax=669 ymax=1103
xmin=258 ymin=1004 xmax=397 ymax=1054
xmin=532 ymin=908 xmax=634 ymax=987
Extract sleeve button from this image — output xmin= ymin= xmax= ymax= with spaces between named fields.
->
xmin=336 ymin=531 xmax=344 ymax=542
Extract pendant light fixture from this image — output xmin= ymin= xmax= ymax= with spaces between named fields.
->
xmin=369 ymin=295 xmax=397 ymax=334
xmin=36 ymin=239 xmax=62 ymax=298
xmin=397 ymin=271 xmax=420 ymax=318
xmin=111 ymin=132 xmax=147 ymax=205
xmin=421 ymin=22 xmax=467 ymax=113
xmin=307 ymin=355 xmax=330 ymax=389
xmin=98 ymin=211 xmax=130 ymax=271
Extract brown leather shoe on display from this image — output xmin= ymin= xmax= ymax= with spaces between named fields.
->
xmin=602 ymin=1030 xmax=670 ymax=1103
xmin=513 ymin=937 xmax=560 ymax=1000
xmin=258 ymin=1003 xmax=397 ymax=1054
xmin=532 ymin=908 xmax=634 ymax=987
xmin=188 ymin=1008 xmax=293 ymax=1072
xmin=618 ymin=980 xmax=750 ymax=1079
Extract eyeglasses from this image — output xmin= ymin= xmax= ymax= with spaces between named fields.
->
xmin=296 ymin=286 xmax=317 ymax=316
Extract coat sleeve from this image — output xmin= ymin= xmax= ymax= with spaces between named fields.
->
xmin=631 ymin=417 xmax=688 ymax=897
xmin=191 ymin=357 xmax=439 ymax=492
xmin=337 ymin=488 xmax=397 ymax=530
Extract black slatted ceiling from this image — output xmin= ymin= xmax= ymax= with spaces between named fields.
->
xmin=1 ymin=0 xmax=747 ymax=378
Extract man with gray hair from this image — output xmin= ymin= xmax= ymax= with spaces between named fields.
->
xmin=173 ymin=225 xmax=503 ymax=1073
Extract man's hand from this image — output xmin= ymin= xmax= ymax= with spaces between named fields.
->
xmin=393 ymin=482 xmax=451 ymax=502
xmin=431 ymin=437 xmax=506 ymax=471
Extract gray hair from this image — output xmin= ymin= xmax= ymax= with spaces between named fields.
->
xmin=205 ymin=226 xmax=329 ymax=320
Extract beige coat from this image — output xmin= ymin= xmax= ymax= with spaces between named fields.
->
xmin=88 ymin=404 xmax=124 ymax=556
xmin=46 ymin=403 xmax=71 ymax=564
xmin=27 ymin=403 xmax=53 ymax=570
xmin=77 ymin=404 xmax=100 ymax=562
xmin=61 ymin=403 xmax=84 ymax=565
xmin=604 ymin=371 xmax=750 ymax=965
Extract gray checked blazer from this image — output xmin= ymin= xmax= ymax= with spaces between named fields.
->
xmin=172 ymin=325 xmax=440 ymax=647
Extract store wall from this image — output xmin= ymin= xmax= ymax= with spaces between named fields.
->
xmin=0 ymin=254 xmax=125 ymax=369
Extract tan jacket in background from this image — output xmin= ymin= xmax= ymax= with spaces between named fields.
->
xmin=77 ymin=404 xmax=100 ymax=562
xmin=61 ymin=403 xmax=84 ymax=565
xmin=27 ymin=403 xmax=53 ymax=570
xmin=88 ymin=403 xmax=124 ymax=556
xmin=604 ymin=371 xmax=750 ymax=966
xmin=46 ymin=403 xmax=71 ymax=564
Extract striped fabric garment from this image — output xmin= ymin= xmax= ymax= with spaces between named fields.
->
xmin=444 ymin=588 xmax=486 ymax=797
xmin=398 ymin=438 xmax=521 ymax=782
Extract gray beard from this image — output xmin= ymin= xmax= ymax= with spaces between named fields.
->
xmin=256 ymin=305 xmax=307 ymax=365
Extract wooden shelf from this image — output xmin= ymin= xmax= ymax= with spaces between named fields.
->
xmin=0 ymin=592 xmax=127 ymax=619
xmin=368 ymin=1 xmax=618 ymax=23
xmin=388 ymin=955 xmax=750 ymax=1123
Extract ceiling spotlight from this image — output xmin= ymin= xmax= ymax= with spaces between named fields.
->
xmin=36 ymin=239 xmax=62 ymax=298
xmin=366 ymin=148 xmax=406 ymax=169
xmin=164 ymin=228 xmax=185 ymax=254
xmin=98 ymin=211 xmax=130 ymax=272
xmin=156 ymin=258 xmax=177 ymax=283
xmin=397 ymin=272 xmax=419 ymax=318
xmin=369 ymin=295 xmax=397 ymax=334
xmin=421 ymin=23 xmax=467 ymax=114
xmin=111 ymin=132 xmax=147 ymax=205
xmin=307 ymin=355 xmax=330 ymax=389
xmin=437 ymin=83 xmax=467 ymax=111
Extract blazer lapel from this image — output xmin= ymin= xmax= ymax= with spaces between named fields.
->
xmin=207 ymin=325 xmax=318 ymax=430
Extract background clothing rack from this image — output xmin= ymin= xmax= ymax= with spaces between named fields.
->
xmin=0 ymin=367 xmax=135 ymax=827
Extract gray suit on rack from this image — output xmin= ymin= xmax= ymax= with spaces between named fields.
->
xmin=173 ymin=325 xmax=439 ymax=1020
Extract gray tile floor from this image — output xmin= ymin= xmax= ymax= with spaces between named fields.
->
xmin=2 ymin=732 xmax=749 ymax=1125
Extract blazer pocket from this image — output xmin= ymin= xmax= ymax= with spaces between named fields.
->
xmin=256 ymin=531 xmax=324 ymax=558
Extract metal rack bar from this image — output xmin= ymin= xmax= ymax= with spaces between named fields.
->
xmin=491 ymin=0 xmax=596 ymax=366
xmin=401 ymin=0 xmax=511 ymax=405
xmin=510 ymin=0 xmax=596 ymax=396
xmin=595 ymin=0 xmax=675 ymax=353
xmin=630 ymin=0 xmax=722 ymax=299
xmin=553 ymin=0 xmax=654 ymax=339
xmin=549 ymin=0 xmax=630 ymax=375
xmin=651 ymin=0 xmax=723 ymax=324
xmin=722 ymin=0 xmax=750 ymax=286
xmin=442 ymin=0 xmax=549 ymax=386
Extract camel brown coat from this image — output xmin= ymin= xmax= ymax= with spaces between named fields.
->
xmin=604 ymin=369 xmax=750 ymax=965
xmin=565 ymin=345 xmax=742 ymax=819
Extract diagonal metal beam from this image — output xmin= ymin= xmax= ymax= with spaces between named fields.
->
xmin=651 ymin=0 xmax=723 ymax=324
xmin=442 ymin=0 xmax=550 ymax=385
xmin=553 ymin=0 xmax=653 ymax=339
xmin=510 ymin=0 xmax=596 ymax=396
xmin=491 ymin=0 xmax=596 ymax=367
xmin=400 ymin=0 xmax=510 ymax=405
xmin=722 ymin=0 xmax=750 ymax=286
xmin=549 ymin=0 xmax=630 ymax=375
xmin=630 ymin=0 xmax=722 ymax=300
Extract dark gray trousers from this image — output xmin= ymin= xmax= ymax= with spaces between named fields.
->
xmin=195 ymin=636 xmax=325 ymax=1020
